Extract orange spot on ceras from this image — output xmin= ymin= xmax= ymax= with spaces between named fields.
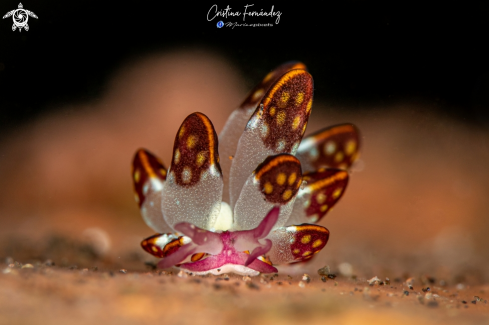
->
xmin=264 ymin=182 xmax=274 ymax=194
xmin=295 ymin=92 xmax=305 ymax=105
xmin=288 ymin=172 xmax=297 ymax=185
xmin=332 ymin=188 xmax=343 ymax=199
xmin=276 ymin=110 xmax=287 ymax=125
xmin=196 ymin=151 xmax=207 ymax=167
xmin=312 ymin=239 xmax=323 ymax=248
xmin=292 ymin=116 xmax=301 ymax=130
xmin=134 ymin=169 xmax=140 ymax=183
xmin=306 ymin=99 xmax=313 ymax=113
xmin=276 ymin=173 xmax=286 ymax=185
xmin=278 ymin=92 xmax=290 ymax=108
xmin=191 ymin=252 xmax=207 ymax=262
xmin=301 ymin=235 xmax=311 ymax=244
xmin=282 ymin=189 xmax=292 ymax=200
xmin=186 ymin=135 xmax=198 ymax=149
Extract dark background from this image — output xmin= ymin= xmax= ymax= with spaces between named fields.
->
xmin=1 ymin=1 xmax=488 ymax=133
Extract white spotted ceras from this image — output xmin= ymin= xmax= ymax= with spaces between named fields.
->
xmin=132 ymin=62 xmax=361 ymax=276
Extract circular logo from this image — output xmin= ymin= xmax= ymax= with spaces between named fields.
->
xmin=13 ymin=10 xmax=28 ymax=26
xmin=217 ymin=21 xmax=224 ymax=28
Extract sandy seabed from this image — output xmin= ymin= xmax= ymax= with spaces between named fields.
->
xmin=1 ymin=257 xmax=488 ymax=325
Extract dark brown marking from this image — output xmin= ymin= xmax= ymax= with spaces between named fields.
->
xmin=289 ymin=225 xmax=329 ymax=261
xmin=255 ymin=154 xmax=302 ymax=204
xmin=302 ymin=169 xmax=349 ymax=222
xmin=246 ymin=69 xmax=314 ymax=152
xmin=140 ymin=233 xmax=185 ymax=258
xmin=240 ymin=62 xmax=307 ymax=110
xmin=299 ymin=123 xmax=361 ymax=170
xmin=170 ymin=112 xmax=222 ymax=187
xmin=132 ymin=149 xmax=167 ymax=207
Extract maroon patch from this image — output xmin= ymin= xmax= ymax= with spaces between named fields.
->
xmin=141 ymin=234 xmax=184 ymax=258
xmin=289 ymin=225 xmax=329 ymax=261
xmin=302 ymin=169 xmax=349 ymax=223
xmin=169 ymin=112 xmax=222 ymax=187
xmin=132 ymin=149 xmax=167 ymax=207
xmin=298 ymin=123 xmax=361 ymax=170
xmin=246 ymin=69 xmax=314 ymax=153
xmin=240 ymin=62 xmax=307 ymax=110
xmin=255 ymin=154 xmax=302 ymax=205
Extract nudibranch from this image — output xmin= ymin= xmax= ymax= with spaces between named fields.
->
xmin=131 ymin=62 xmax=361 ymax=276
